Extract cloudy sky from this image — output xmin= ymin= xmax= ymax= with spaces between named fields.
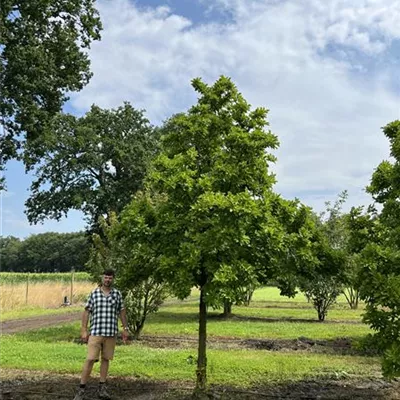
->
xmin=3 ymin=0 xmax=400 ymax=238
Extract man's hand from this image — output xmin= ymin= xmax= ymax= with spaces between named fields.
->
xmin=122 ymin=329 xmax=129 ymax=344
xmin=81 ymin=328 xmax=89 ymax=343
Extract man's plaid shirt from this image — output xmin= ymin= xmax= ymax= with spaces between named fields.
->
xmin=85 ymin=287 xmax=124 ymax=337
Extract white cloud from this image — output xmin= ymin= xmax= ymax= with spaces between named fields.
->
xmin=71 ymin=0 xmax=400 ymax=214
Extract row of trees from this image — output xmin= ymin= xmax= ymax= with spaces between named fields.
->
xmin=3 ymin=2 xmax=400 ymax=395
xmin=0 ymin=232 xmax=90 ymax=272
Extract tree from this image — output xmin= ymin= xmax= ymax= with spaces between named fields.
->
xmin=343 ymin=205 xmax=380 ymax=310
xmin=360 ymin=120 xmax=400 ymax=378
xmin=0 ymin=236 xmax=22 ymax=271
xmin=87 ymin=211 xmax=169 ymax=339
xmin=122 ymin=76 xmax=312 ymax=394
xmin=0 ymin=0 xmax=102 ymax=188
xmin=292 ymin=219 xmax=345 ymax=321
xmin=25 ymin=103 xmax=159 ymax=231
xmin=276 ymin=201 xmax=347 ymax=320
xmin=20 ymin=231 xmax=90 ymax=272
xmin=320 ymin=191 xmax=360 ymax=309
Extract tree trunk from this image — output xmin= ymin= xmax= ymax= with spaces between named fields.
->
xmin=132 ymin=321 xmax=144 ymax=340
xmin=317 ymin=308 xmax=326 ymax=321
xmin=222 ymin=299 xmax=232 ymax=317
xmin=195 ymin=286 xmax=207 ymax=393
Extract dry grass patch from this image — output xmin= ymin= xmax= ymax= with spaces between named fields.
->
xmin=0 ymin=281 xmax=95 ymax=311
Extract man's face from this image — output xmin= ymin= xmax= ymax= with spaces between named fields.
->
xmin=102 ymin=274 xmax=114 ymax=287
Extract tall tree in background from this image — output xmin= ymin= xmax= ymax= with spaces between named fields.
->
xmin=0 ymin=232 xmax=90 ymax=272
xmin=361 ymin=120 xmax=400 ymax=378
xmin=121 ymin=76 xmax=312 ymax=394
xmin=0 ymin=0 xmax=102 ymax=188
xmin=25 ymin=103 xmax=158 ymax=232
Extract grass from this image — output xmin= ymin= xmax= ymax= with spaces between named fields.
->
xmin=0 ymin=334 xmax=381 ymax=386
xmin=0 ymin=284 xmax=381 ymax=388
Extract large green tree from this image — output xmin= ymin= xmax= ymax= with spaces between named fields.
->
xmin=121 ymin=76 xmax=312 ymax=393
xmin=0 ymin=236 xmax=22 ymax=271
xmin=0 ymin=0 xmax=102 ymax=187
xmin=25 ymin=103 xmax=158 ymax=231
xmin=360 ymin=120 xmax=400 ymax=378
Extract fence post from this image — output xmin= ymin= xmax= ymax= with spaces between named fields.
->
xmin=25 ymin=273 xmax=29 ymax=305
xmin=70 ymin=269 xmax=75 ymax=305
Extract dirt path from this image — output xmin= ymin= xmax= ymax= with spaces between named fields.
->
xmin=1 ymin=311 xmax=81 ymax=334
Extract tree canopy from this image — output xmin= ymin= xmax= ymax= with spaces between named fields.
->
xmin=25 ymin=103 xmax=159 ymax=231
xmin=118 ymin=76 xmax=315 ymax=393
xmin=0 ymin=0 xmax=102 ymax=188
xmin=358 ymin=120 xmax=400 ymax=378
xmin=0 ymin=232 xmax=90 ymax=272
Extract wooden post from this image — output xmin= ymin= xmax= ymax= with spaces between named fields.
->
xmin=70 ymin=269 xmax=75 ymax=305
xmin=25 ymin=273 xmax=29 ymax=305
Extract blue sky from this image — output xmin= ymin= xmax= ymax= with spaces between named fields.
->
xmin=2 ymin=0 xmax=400 ymax=238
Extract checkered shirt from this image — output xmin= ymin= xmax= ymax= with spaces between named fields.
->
xmin=85 ymin=287 xmax=124 ymax=337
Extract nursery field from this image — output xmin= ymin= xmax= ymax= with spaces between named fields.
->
xmin=1 ymin=286 xmax=400 ymax=399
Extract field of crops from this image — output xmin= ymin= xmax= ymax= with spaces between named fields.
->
xmin=0 ymin=272 xmax=91 ymax=284
xmin=0 ymin=272 xmax=95 ymax=311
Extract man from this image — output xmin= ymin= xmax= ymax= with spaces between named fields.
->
xmin=73 ymin=269 xmax=129 ymax=400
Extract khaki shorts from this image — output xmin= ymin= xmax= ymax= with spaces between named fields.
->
xmin=87 ymin=335 xmax=117 ymax=361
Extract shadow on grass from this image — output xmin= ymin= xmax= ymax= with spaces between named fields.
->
xmin=148 ymin=310 xmax=362 ymax=325
xmin=207 ymin=313 xmax=363 ymax=325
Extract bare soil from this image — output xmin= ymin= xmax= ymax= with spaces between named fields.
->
xmin=1 ymin=312 xmax=82 ymax=335
xmin=1 ymin=369 xmax=400 ymax=400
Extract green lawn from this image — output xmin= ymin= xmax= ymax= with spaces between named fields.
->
xmin=0 ymin=334 xmax=380 ymax=386
xmin=0 ymin=285 xmax=380 ymax=388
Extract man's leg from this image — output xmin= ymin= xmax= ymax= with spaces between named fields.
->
xmin=99 ymin=359 xmax=110 ymax=383
xmin=97 ymin=337 xmax=116 ymax=399
xmin=99 ymin=336 xmax=116 ymax=381
xmin=81 ymin=359 xmax=96 ymax=384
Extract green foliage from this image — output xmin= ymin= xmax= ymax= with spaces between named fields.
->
xmin=0 ymin=0 xmax=102 ymax=188
xmin=0 ymin=272 xmax=91 ymax=284
xmin=120 ymin=76 xmax=315 ymax=390
xmin=123 ymin=279 xmax=168 ymax=339
xmin=25 ymin=103 xmax=159 ymax=231
xmin=278 ymin=193 xmax=351 ymax=318
xmin=299 ymin=275 xmax=342 ymax=321
xmin=0 ymin=232 xmax=90 ymax=272
xmin=0 ymin=236 xmax=21 ymax=271
xmin=362 ymin=120 xmax=400 ymax=378
xmin=87 ymin=213 xmax=169 ymax=339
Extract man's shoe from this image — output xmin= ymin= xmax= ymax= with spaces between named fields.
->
xmin=73 ymin=388 xmax=85 ymax=400
xmin=98 ymin=384 xmax=111 ymax=400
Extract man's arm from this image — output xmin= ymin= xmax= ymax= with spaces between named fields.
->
xmin=81 ymin=309 xmax=90 ymax=342
xmin=120 ymin=308 xmax=128 ymax=330
xmin=120 ymin=308 xmax=129 ymax=343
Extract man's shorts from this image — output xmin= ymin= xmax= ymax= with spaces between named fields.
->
xmin=87 ymin=335 xmax=117 ymax=361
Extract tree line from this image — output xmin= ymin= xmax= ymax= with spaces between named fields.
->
xmin=2 ymin=1 xmax=400 ymax=395
xmin=0 ymin=232 xmax=90 ymax=272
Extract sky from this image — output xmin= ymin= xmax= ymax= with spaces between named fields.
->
xmin=2 ymin=0 xmax=400 ymax=239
